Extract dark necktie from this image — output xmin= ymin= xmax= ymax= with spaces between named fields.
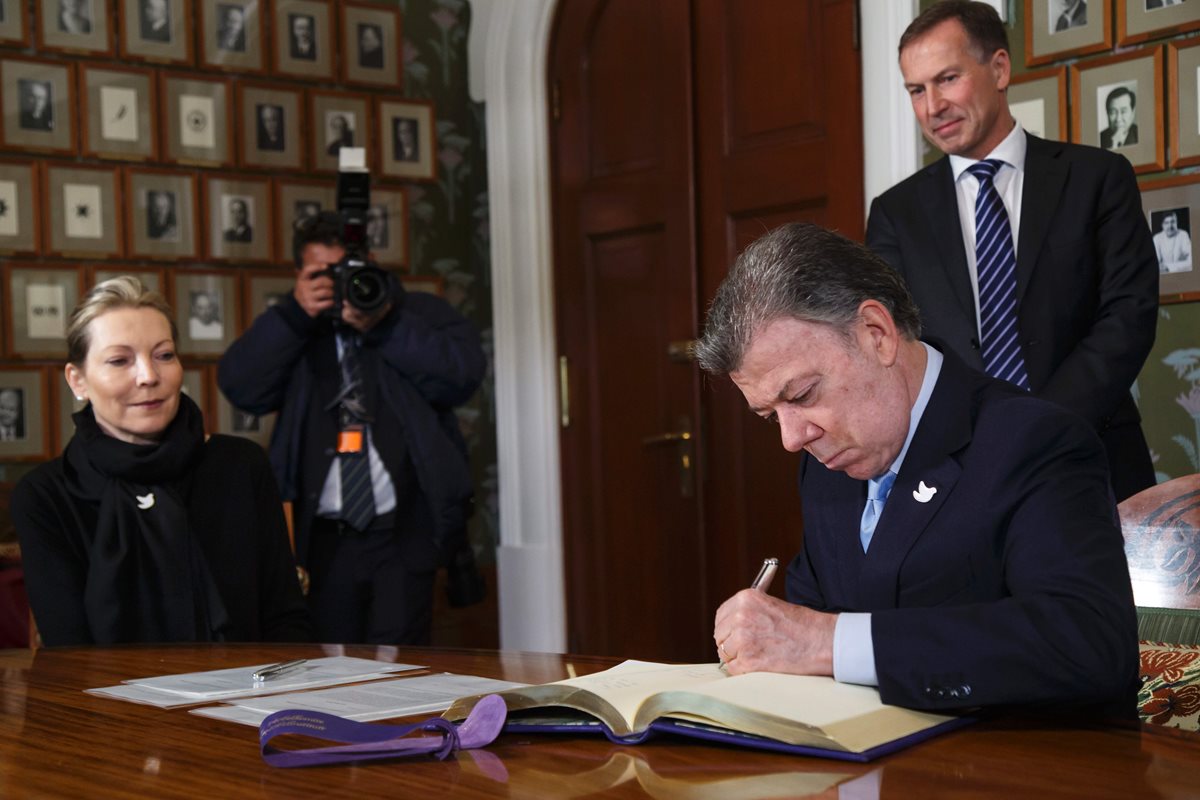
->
xmin=967 ymin=159 xmax=1030 ymax=390
xmin=336 ymin=329 xmax=375 ymax=531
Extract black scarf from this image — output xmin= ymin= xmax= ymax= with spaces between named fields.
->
xmin=63 ymin=394 xmax=231 ymax=644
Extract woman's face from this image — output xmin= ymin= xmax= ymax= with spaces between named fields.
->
xmin=65 ymin=307 xmax=183 ymax=445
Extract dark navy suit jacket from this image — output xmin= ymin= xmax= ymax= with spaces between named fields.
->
xmin=786 ymin=346 xmax=1139 ymax=713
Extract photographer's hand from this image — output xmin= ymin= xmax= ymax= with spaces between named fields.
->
xmin=294 ymin=260 xmax=336 ymax=318
xmin=343 ymin=300 xmax=393 ymax=333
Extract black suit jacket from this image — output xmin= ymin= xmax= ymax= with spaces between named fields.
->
xmin=865 ymin=133 xmax=1157 ymax=499
xmin=1100 ymin=123 xmax=1139 ymax=149
xmin=787 ymin=347 xmax=1139 ymax=713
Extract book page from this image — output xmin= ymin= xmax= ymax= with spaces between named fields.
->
xmin=548 ymin=661 xmax=726 ymax=730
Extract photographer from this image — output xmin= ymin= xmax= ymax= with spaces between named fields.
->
xmin=217 ymin=211 xmax=485 ymax=644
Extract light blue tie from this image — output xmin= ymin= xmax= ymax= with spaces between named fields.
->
xmin=968 ymin=159 xmax=1030 ymax=390
xmin=860 ymin=470 xmax=897 ymax=552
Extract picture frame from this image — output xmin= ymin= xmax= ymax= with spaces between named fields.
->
xmin=160 ymin=73 xmax=234 ymax=168
xmin=119 ymin=0 xmax=194 ymax=65
xmin=87 ymin=265 xmax=167 ymax=294
xmin=0 ymin=58 xmax=75 ymax=155
xmin=1070 ymin=46 xmax=1165 ymax=174
xmin=125 ymin=168 xmax=200 ymax=260
xmin=200 ymin=0 xmax=265 ymax=73
xmin=237 ymin=83 xmax=304 ymax=170
xmin=1140 ymin=173 xmax=1200 ymax=302
xmin=309 ymin=90 xmax=370 ymax=174
xmin=0 ymin=161 xmax=41 ymax=256
xmin=244 ymin=269 xmax=295 ymax=327
xmin=1025 ymin=0 xmax=1111 ymax=68
xmin=1117 ymin=0 xmax=1200 ymax=47
xmin=340 ymin=2 xmax=401 ymax=89
xmin=0 ymin=366 xmax=51 ymax=461
xmin=203 ymin=174 xmax=272 ymax=262
xmin=37 ymin=0 xmax=113 ymax=55
xmin=1169 ymin=38 xmax=1200 ymax=169
xmin=215 ymin=390 xmax=276 ymax=447
xmin=2 ymin=263 xmax=82 ymax=358
xmin=367 ymin=187 xmax=407 ymax=268
xmin=272 ymin=0 xmax=333 ymax=80
xmin=399 ymin=274 xmax=443 ymax=296
xmin=1008 ymin=66 xmax=1068 ymax=142
xmin=181 ymin=364 xmax=211 ymax=430
xmin=53 ymin=372 xmax=85 ymax=454
xmin=274 ymin=179 xmax=334 ymax=263
xmin=172 ymin=269 xmax=240 ymax=356
xmin=80 ymin=64 xmax=157 ymax=161
xmin=44 ymin=164 xmax=123 ymax=258
xmin=376 ymin=99 xmax=436 ymax=182
xmin=0 ymin=0 xmax=31 ymax=46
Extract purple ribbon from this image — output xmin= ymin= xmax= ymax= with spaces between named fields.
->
xmin=259 ymin=693 xmax=507 ymax=768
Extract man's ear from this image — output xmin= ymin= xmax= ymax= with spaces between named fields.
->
xmin=857 ymin=300 xmax=900 ymax=367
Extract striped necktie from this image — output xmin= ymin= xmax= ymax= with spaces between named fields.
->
xmin=967 ymin=159 xmax=1030 ymax=390
xmin=337 ymin=329 xmax=375 ymax=531
xmin=860 ymin=470 xmax=897 ymax=552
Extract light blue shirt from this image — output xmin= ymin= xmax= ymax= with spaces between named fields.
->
xmin=832 ymin=343 xmax=943 ymax=687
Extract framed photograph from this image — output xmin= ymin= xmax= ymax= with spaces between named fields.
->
xmin=87 ymin=266 xmax=167 ymax=294
xmin=0 ymin=161 xmax=40 ymax=255
xmin=1025 ymin=0 xmax=1111 ymax=68
xmin=125 ymin=168 xmax=200 ymax=260
xmin=1070 ymin=46 xmax=1165 ymax=174
xmin=180 ymin=365 xmax=210 ymax=431
xmin=244 ymin=269 xmax=295 ymax=327
xmin=309 ymin=90 xmax=370 ymax=174
xmin=172 ymin=269 xmax=240 ymax=356
xmin=204 ymin=174 xmax=272 ymax=262
xmin=2 ymin=264 xmax=82 ymax=358
xmin=0 ymin=367 xmax=50 ymax=460
xmin=1169 ymin=39 xmax=1200 ymax=169
xmin=53 ymin=374 xmax=85 ymax=454
xmin=1118 ymin=0 xmax=1200 ymax=47
xmin=274 ymin=179 xmax=334 ymax=263
xmin=0 ymin=0 xmax=30 ymax=46
xmin=341 ymin=2 xmax=401 ymax=88
xmin=161 ymin=73 xmax=234 ymax=167
xmin=1141 ymin=173 xmax=1200 ymax=301
xmin=200 ymin=0 xmax=265 ymax=72
xmin=44 ymin=164 xmax=122 ymax=258
xmin=1008 ymin=66 xmax=1068 ymax=142
xmin=0 ymin=58 xmax=75 ymax=154
xmin=376 ymin=100 xmax=436 ymax=182
xmin=272 ymin=0 xmax=333 ymax=79
xmin=215 ymin=390 xmax=275 ymax=447
xmin=37 ymin=0 xmax=113 ymax=55
xmin=80 ymin=64 xmax=157 ymax=161
xmin=237 ymin=83 xmax=303 ymax=170
xmin=366 ymin=187 xmax=407 ymax=268
xmin=119 ymin=0 xmax=194 ymax=65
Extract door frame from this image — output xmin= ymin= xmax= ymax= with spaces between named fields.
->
xmin=483 ymin=0 xmax=920 ymax=652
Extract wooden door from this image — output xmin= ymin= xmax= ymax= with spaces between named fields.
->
xmin=549 ymin=0 xmax=864 ymax=660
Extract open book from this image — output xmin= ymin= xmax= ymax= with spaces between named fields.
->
xmin=443 ymin=660 xmax=969 ymax=762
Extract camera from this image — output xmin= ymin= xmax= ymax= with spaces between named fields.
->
xmin=326 ymin=148 xmax=390 ymax=316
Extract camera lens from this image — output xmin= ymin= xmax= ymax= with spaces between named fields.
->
xmin=345 ymin=266 xmax=389 ymax=313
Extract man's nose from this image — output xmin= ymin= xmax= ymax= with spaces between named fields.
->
xmin=778 ymin=410 xmax=819 ymax=453
xmin=924 ymin=87 xmax=947 ymax=117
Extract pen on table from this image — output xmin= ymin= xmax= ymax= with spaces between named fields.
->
xmin=252 ymin=659 xmax=307 ymax=682
xmin=720 ymin=557 xmax=780 ymax=670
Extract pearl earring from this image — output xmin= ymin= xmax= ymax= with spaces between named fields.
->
xmin=75 ymin=395 xmax=84 ymax=401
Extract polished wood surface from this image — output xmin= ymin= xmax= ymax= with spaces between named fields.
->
xmin=1 ymin=644 xmax=1199 ymax=798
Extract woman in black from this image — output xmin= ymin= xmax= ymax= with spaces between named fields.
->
xmin=13 ymin=277 xmax=311 ymax=646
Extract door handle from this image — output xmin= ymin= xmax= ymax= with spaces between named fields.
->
xmin=641 ymin=420 xmax=694 ymax=498
xmin=641 ymin=430 xmax=691 ymax=446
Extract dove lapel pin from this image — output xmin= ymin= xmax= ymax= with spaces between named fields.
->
xmin=136 ymin=493 xmax=155 ymax=510
xmin=912 ymin=481 xmax=937 ymax=503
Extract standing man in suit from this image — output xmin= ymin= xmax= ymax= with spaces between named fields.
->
xmin=699 ymin=223 xmax=1138 ymax=713
xmin=1099 ymin=86 xmax=1139 ymax=150
xmin=865 ymin=0 xmax=1157 ymax=502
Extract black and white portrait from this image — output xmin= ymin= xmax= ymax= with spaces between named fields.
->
xmin=18 ymin=80 xmax=53 ymax=132
xmin=357 ymin=23 xmax=383 ymax=68
xmin=393 ymin=117 xmax=418 ymax=162
xmin=288 ymin=13 xmax=316 ymax=60
xmin=325 ymin=112 xmax=354 ymax=155
xmin=1050 ymin=0 xmax=1086 ymax=33
xmin=1151 ymin=206 xmax=1193 ymax=274
xmin=216 ymin=3 xmax=246 ymax=52
xmin=366 ymin=204 xmax=388 ymax=249
xmin=58 ymin=0 xmax=93 ymax=34
xmin=1146 ymin=0 xmax=1188 ymax=10
xmin=0 ymin=387 xmax=25 ymax=441
xmin=27 ymin=282 xmax=66 ymax=338
xmin=146 ymin=190 xmax=178 ymax=241
xmin=188 ymin=290 xmax=223 ymax=341
xmin=222 ymin=195 xmax=253 ymax=242
xmin=139 ymin=0 xmax=171 ymax=42
xmin=256 ymin=103 xmax=285 ymax=151
xmin=293 ymin=199 xmax=320 ymax=230
xmin=1098 ymin=82 xmax=1138 ymax=150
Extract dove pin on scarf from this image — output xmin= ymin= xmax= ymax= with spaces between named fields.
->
xmin=136 ymin=493 xmax=155 ymax=510
xmin=912 ymin=481 xmax=937 ymax=503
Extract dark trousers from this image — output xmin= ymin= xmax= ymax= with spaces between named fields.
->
xmin=305 ymin=498 xmax=441 ymax=644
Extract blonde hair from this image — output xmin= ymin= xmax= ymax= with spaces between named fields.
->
xmin=66 ymin=277 xmax=179 ymax=366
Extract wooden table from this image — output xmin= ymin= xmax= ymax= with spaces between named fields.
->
xmin=1 ymin=644 xmax=1198 ymax=798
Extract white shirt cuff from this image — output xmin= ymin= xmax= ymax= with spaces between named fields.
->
xmin=832 ymin=612 xmax=878 ymax=686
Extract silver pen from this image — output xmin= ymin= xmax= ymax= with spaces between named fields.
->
xmin=252 ymin=658 xmax=307 ymax=682
xmin=720 ymin=558 xmax=780 ymax=669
